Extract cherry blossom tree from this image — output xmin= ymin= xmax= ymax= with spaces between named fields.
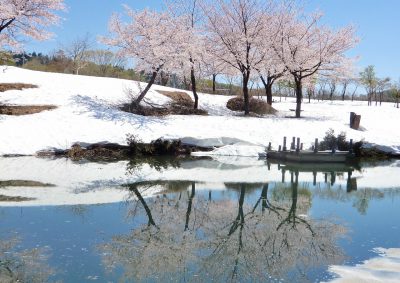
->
xmin=102 ymin=6 xmax=187 ymax=107
xmin=257 ymin=54 xmax=286 ymax=106
xmin=273 ymin=10 xmax=357 ymax=117
xmin=0 ymin=0 xmax=65 ymax=50
xmin=203 ymin=0 xmax=271 ymax=115
xmin=167 ymin=0 xmax=206 ymax=109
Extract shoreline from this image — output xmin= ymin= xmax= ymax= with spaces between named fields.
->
xmin=1 ymin=138 xmax=398 ymax=162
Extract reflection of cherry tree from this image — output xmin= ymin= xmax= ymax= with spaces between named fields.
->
xmin=100 ymin=181 xmax=346 ymax=282
xmin=198 ymin=181 xmax=345 ymax=281
xmin=0 ymin=234 xmax=54 ymax=282
xmin=100 ymin=182 xmax=208 ymax=281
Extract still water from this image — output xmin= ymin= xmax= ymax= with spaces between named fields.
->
xmin=0 ymin=157 xmax=400 ymax=282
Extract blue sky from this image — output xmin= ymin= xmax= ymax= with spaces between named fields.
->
xmin=26 ymin=0 xmax=400 ymax=80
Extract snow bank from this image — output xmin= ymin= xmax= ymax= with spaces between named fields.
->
xmin=0 ymin=67 xmax=400 ymax=156
xmin=326 ymin=248 xmax=400 ymax=283
xmin=191 ymin=143 xmax=266 ymax=157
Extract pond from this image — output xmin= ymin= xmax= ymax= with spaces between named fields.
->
xmin=0 ymin=157 xmax=400 ymax=282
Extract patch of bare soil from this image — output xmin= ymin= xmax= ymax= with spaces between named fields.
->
xmin=0 ymin=83 xmax=38 ymax=92
xmin=0 ymin=195 xmax=35 ymax=202
xmin=121 ymin=103 xmax=207 ymax=116
xmin=0 ymin=105 xmax=57 ymax=115
xmin=120 ymin=90 xmax=208 ymax=116
xmin=0 ymin=180 xmax=55 ymax=187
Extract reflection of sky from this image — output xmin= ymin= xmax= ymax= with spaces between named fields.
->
xmin=326 ymin=248 xmax=400 ymax=282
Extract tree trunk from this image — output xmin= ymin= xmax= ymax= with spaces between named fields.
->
xmin=191 ymin=67 xmax=199 ymax=109
xmin=294 ymin=77 xmax=303 ymax=118
xmin=185 ymin=183 xmax=196 ymax=231
xmin=131 ymin=186 xmax=156 ymax=227
xmin=242 ymin=72 xmax=250 ymax=115
xmin=342 ymin=84 xmax=348 ymax=101
xmin=134 ymin=71 xmax=158 ymax=107
xmin=351 ymin=87 xmax=358 ymax=102
xmin=260 ymin=75 xmax=273 ymax=106
xmin=212 ymin=74 xmax=217 ymax=94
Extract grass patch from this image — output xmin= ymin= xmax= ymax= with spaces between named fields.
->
xmin=227 ymin=96 xmax=277 ymax=115
xmin=0 ymin=105 xmax=57 ymax=116
xmin=0 ymin=83 xmax=38 ymax=92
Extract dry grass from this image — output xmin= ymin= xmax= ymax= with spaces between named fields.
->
xmin=0 ymin=83 xmax=38 ymax=92
xmin=227 ymin=96 xmax=277 ymax=115
xmin=0 ymin=105 xmax=57 ymax=116
xmin=157 ymin=90 xmax=194 ymax=107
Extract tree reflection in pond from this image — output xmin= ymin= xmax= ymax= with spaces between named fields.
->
xmin=100 ymin=179 xmax=347 ymax=282
xmin=0 ymin=234 xmax=54 ymax=283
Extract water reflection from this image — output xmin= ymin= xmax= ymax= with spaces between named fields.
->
xmin=100 ymin=177 xmax=346 ymax=282
xmin=0 ymin=234 xmax=54 ymax=283
xmin=0 ymin=157 xmax=400 ymax=282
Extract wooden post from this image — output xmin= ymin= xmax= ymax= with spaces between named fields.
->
xmin=296 ymin=138 xmax=300 ymax=153
xmin=283 ymin=137 xmax=287 ymax=151
xmin=300 ymin=143 xmax=303 ymax=150
xmin=313 ymin=172 xmax=317 ymax=186
xmin=278 ymin=145 xmax=282 ymax=152
xmin=268 ymin=142 xmax=272 ymax=151
xmin=350 ymin=112 xmax=356 ymax=126
xmin=349 ymin=139 xmax=353 ymax=154
xmin=350 ymin=112 xmax=361 ymax=130
xmin=314 ymin=138 xmax=319 ymax=153
xmin=291 ymin=137 xmax=296 ymax=150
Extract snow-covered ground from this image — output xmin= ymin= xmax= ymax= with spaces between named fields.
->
xmin=0 ymin=157 xmax=399 ymax=207
xmin=1 ymin=67 xmax=400 ymax=156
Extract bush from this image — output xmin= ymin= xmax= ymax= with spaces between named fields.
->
xmin=226 ymin=96 xmax=277 ymax=115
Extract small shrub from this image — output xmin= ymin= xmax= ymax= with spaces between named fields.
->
xmin=226 ymin=96 xmax=277 ymax=115
xmin=126 ymin=134 xmax=144 ymax=155
xmin=319 ymin=129 xmax=350 ymax=151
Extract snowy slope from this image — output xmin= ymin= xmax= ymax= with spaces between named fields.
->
xmin=0 ymin=66 xmax=400 ymax=156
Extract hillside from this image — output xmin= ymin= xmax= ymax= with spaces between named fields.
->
xmin=0 ymin=66 xmax=399 ymax=156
